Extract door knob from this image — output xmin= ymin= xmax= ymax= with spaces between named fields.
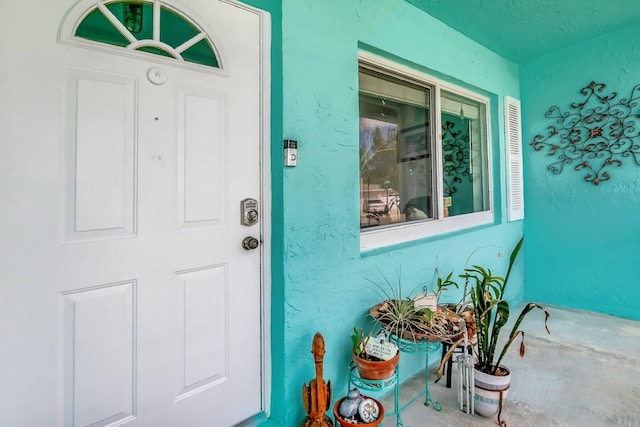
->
xmin=242 ymin=236 xmax=260 ymax=250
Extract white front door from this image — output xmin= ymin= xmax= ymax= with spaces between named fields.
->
xmin=0 ymin=1 xmax=268 ymax=426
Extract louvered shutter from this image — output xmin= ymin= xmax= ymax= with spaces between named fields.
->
xmin=505 ymin=96 xmax=524 ymax=221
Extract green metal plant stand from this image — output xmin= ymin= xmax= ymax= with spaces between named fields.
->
xmin=392 ymin=336 xmax=443 ymax=426
xmin=348 ymin=364 xmax=398 ymax=426
xmin=347 ymin=337 xmax=442 ymax=427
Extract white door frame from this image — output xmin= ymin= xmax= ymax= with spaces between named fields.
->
xmin=245 ymin=1 xmax=273 ymax=417
xmin=219 ymin=1 xmax=273 ymax=418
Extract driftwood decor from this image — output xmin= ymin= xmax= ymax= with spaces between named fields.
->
xmin=530 ymin=81 xmax=640 ymax=185
xmin=302 ymin=333 xmax=333 ymax=427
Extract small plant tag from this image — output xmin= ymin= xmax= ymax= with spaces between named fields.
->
xmin=365 ymin=334 xmax=398 ymax=361
xmin=414 ymin=293 xmax=438 ymax=311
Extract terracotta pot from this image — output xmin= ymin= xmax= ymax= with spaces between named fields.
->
xmin=474 ymin=365 xmax=511 ymax=417
xmin=333 ymin=396 xmax=385 ymax=427
xmin=352 ymin=350 xmax=399 ymax=380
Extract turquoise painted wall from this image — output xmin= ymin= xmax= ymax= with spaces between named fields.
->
xmin=273 ymin=0 xmax=524 ymax=425
xmin=520 ymin=23 xmax=640 ymax=321
xmin=238 ymin=0 xmax=529 ymax=424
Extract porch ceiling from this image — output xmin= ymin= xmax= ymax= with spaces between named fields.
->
xmin=406 ymin=0 xmax=640 ymax=63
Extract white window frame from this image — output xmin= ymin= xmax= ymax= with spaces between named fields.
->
xmin=359 ymin=51 xmax=494 ymax=251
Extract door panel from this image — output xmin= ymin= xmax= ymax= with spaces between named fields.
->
xmin=174 ymin=265 xmax=228 ymax=399
xmin=176 ymin=88 xmax=227 ymax=228
xmin=62 ymin=282 xmax=136 ymax=427
xmin=63 ymin=68 xmax=137 ymax=241
xmin=0 ymin=1 xmax=266 ymax=426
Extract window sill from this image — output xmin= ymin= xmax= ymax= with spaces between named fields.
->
xmin=359 ymin=211 xmax=493 ymax=252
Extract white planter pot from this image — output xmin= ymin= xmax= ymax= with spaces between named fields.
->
xmin=474 ymin=366 xmax=511 ymax=417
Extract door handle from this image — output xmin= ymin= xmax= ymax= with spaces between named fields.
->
xmin=242 ymin=236 xmax=260 ymax=251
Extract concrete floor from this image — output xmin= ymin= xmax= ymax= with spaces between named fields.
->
xmin=379 ymin=304 xmax=640 ymax=427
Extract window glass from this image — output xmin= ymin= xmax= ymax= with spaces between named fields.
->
xmin=74 ymin=1 xmax=219 ymax=68
xmin=359 ymin=69 xmax=433 ymax=229
xmin=441 ymin=90 xmax=489 ymax=217
xmin=76 ymin=7 xmax=130 ymax=47
xmin=358 ymin=60 xmax=492 ymax=244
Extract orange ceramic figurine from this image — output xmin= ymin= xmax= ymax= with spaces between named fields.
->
xmin=302 ymin=332 xmax=333 ymax=426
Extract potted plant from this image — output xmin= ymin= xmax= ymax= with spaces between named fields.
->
xmin=351 ymin=328 xmax=399 ymax=380
xmin=368 ymin=272 xmax=465 ymax=344
xmin=463 ymin=237 xmax=550 ymax=419
xmin=333 ymin=388 xmax=384 ymax=427
xmin=430 ymin=269 xmax=477 ymax=341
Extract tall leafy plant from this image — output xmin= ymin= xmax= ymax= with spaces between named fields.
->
xmin=463 ymin=237 xmax=550 ymax=375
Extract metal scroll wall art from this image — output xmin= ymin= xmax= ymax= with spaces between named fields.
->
xmin=530 ymin=81 xmax=640 ymax=185
xmin=442 ymin=120 xmax=471 ymax=194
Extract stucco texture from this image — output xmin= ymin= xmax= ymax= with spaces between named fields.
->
xmin=275 ymin=0 xmax=524 ymax=425
xmin=521 ymin=23 xmax=640 ymax=321
xmin=407 ymin=0 xmax=640 ymax=63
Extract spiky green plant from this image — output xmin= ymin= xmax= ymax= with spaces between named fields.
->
xmin=432 ymin=270 xmax=459 ymax=302
xmin=463 ymin=237 xmax=550 ymax=375
xmin=367 ymin=270 xmax=462 ymax=342
xmin=350 ymin=327 xmax=369 ymax=357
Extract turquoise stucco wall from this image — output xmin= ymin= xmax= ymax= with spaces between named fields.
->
xmin=270 ymin=0 xmax=524 ymax=425
xmin=520 ymin=23 xmax=640 ymax=322
xmin=238 ymin=0 xmax=527 ymax=424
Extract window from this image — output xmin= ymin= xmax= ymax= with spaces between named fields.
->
xmin=359 ymin=54 xmax=492 ymax=249
xmin=73 ymin=1 xmax=220 ymax=68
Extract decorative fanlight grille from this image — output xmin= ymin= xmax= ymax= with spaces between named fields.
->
xmin=74 ymin=0 xmax=220 ymax=68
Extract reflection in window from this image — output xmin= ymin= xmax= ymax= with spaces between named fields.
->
xmin=359 ymin=69 xmax=432 ymax=229
xmin=441 ymin=91 xmax=489 ymax=217
xmin=358 ymin=63 xmax=491 ymax=238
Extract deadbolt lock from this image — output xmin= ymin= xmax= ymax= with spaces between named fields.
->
xmin=241 ymin=198 xmax=259 ymax=226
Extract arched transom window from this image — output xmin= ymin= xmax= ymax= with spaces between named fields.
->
xmin=74 ymin=0 xmax=220 ymax=68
